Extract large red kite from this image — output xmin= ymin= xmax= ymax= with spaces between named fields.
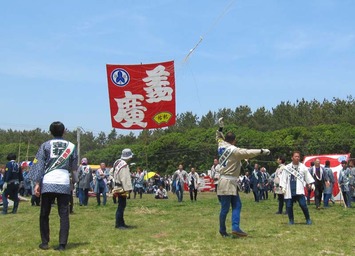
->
xmin=106 ymin=61 xmax=176 ymax=129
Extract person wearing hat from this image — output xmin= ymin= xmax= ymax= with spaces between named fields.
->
xmin=77 ymin=158 xmax=93 ymax=206
xmin=110 ymin=148 xmax=134 ymax=229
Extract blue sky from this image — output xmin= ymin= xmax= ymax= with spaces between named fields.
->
xmin=1 ymin=0 xmax=354 ymax=136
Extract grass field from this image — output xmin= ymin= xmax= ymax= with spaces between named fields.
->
xmin=0 ymin=191 xmax=354 ymax=256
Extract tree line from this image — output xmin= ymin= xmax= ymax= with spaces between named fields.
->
xmin=1 ymin=96 xmax=354 ymax=174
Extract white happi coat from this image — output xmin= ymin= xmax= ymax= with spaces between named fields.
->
xmin=188 ymin=172 xmax=200 ymax=188
xmin=280 ymin=162 xmax=314 ymax=199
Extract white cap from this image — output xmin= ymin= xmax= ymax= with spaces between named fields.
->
xmin=121 ymin=148 xmax=134 ymax=160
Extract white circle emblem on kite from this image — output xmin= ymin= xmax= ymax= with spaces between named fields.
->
xmin=111 ymin=68 xmax=130 ymax=87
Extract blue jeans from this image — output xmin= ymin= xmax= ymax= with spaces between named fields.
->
xmin=252 ymin=187 xmax=260 ymax=202
xmin=219 ymin=195 xmax=242 ymax=233
xmin=285 ymin=195 xmax=310 ymax=222
xmin=176 ymin=183 xmax=183 ymax=202
xmin=96 ymin=185 xmax=107 ymax=206
xmin=78 ymin=188 xmax=89 ymax=206
xmin=341 ymin=190 xmax=352 ymax=208
xmin=323 ymin=193 xmax=332 ymax=207
xmin=115 ymin=196 xmax=127 ymax=228
xmin=2 ymin=183 xmax=20 ymax=214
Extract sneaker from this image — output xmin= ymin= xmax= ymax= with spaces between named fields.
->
xmin=275 ymin=211 xmax=282 ymax=214
xmin=306 ymin=219 xmax=312 ymax=225
xmin=39 ymin=243 xmax=49 ymax=250
xmin=288 ymin=220 xmax=294 ymax=225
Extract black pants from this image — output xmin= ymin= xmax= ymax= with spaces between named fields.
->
xmin=115 ymin=195 xmax=127 ymax=228
xmin=253 ymin=188 xmax=260 ymax=202
xmin=31 ymin=194 xmax=40 ymax=206
xmin=134 ymin=187 xmax=143 ymax=199
xmin=306 ymin=189 xmax=312 ymax=204
xmin=277 ymin=193 xmax=285 ymax=213
xmin=2 ymin=183 xmax=19 ymax=213
xmin=40 ymin=193 xmax=70 ymax=246
xmin=189 ymin=186 xmax=197 ymax=201
xmin=314 ymin=186 xmax=324 ymax=207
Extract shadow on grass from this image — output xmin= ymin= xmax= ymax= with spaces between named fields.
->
xmin=66 ymin=242 xmax=90 ymax=249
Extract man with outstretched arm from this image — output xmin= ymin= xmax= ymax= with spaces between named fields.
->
xmin=216 ymin=118 xmax=270 ymax=238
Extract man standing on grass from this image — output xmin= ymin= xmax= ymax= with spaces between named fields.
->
xmin=216 ymin=118 xmax=270 ymax=238
xmin=111 ymin=148 xmax=134 ymax=229
xmin=172 ymin=164 xmax=188 ymax=202
xmin=338 ymin=160 xmax=351 ymax=208
xmin=29 ymin=121 xmax=78 ymax=251
xmin=1 ymin=153 xmax=23 ymax=215
xmin=280 ymin=151 xmax=314 ymax=225
xmin=274 ymin=155 xmax=286 ymax=214
xmin=211 ymin=158 xmax=221 ymax=194
xmin=309 ymin=158 xmax=325 ymax=210
xmin=188 ymin=167 xmax=200 ymax=202
xmin=249 ymin=163 xmax=262 ymax=202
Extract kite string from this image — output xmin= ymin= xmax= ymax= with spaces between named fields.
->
xmin=182 ymin=0 xmax=236 ymax=63
xmin=177 ymin=0 xmax=236 ymax=125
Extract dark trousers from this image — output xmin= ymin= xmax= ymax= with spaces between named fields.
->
xmin=314 ymin=186 xmax=323 ymax=208
xmin=189 ymin=186 xmax=197 ymax=201
xmin=306 ymin=189 xmax=312 ymax=205
xmin=285 ymin=195 xmax=310 ymax=222
xmin=78 ymin=188 xmax=89 ymax=206
xmin=31 ymin=194 xmax=41 ymax=206
xmin=264 ymin=189 xmax=268 ymax=200
xmin=2 ymin=183 xmax=20 ymax=214
xmin=252 ymin=188 xmax=260 ymax=202
xmin=341 ymin=190 xmax=352 ymax=208
xmin=115 ymin=196 xmax=127 ymax=228
xmin=96 ymin=185 xmax=107 ymax=206
xmin=134 ymin=187 xmax=143 ymax=199
xmin=277 ymin=193 xmax=285 ymax=213
xmin=40 ymin=193 xmax=70 ymax=246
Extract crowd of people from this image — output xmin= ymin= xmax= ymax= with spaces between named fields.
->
xmin=235 ymin=158 xmax=355 ymax=210
xmin=1 ymin=120 xmax=355 ymax=250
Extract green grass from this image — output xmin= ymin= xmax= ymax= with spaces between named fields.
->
xmin=0 ymin=192 xmax=354 ymax=256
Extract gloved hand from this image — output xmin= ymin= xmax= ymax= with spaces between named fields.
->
xmin=311 ymin=184 xmax=315 ymax=191
xmin=282 ymin=187 xmax=286 ymax=195
xmin=2 ymin=182 xmax=7 ymax=190
xmin=218 ymin=117 xmax=224 ymax=128
xmin=261 ymin=149 xmax=270 ymax=155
